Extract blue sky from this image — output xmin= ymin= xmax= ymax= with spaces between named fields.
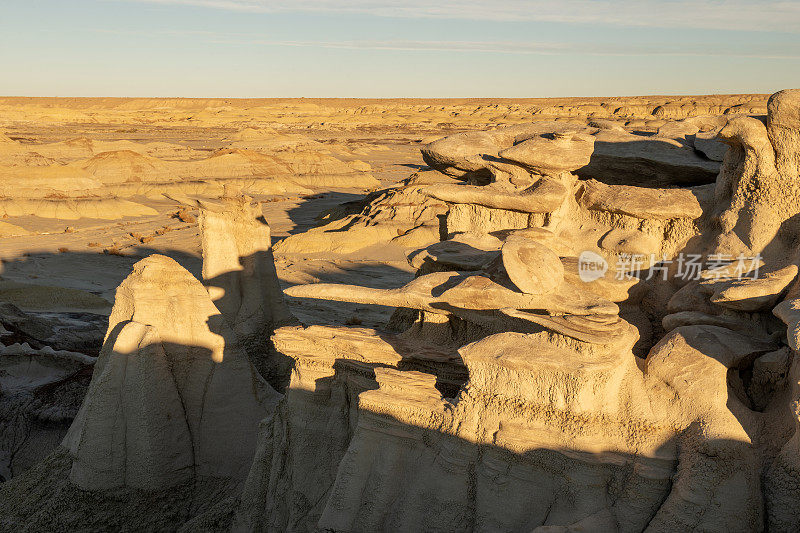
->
xmin=1 ymin=0 xmax=799 ymax=97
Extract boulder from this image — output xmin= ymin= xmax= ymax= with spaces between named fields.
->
xmin=575 ymin=129 xmax=720 ymax=186
xmin=579 ymin=179 xmax=704 ymax=220
xmin=501 ymin=236 xmax=564 ymax=295
xmin=420 ymin=131 xmax=500 ymax=179
xmin=497 ymin=133 xmax=594 ymax=175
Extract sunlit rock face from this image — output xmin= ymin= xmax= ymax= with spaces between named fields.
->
xmin=239 ymin=88 xmax=800 ymax=531
xmin=2 ymin=91 xmax=800 ymax=532
xmin=189 ymin=193 xmax=299 ymax=388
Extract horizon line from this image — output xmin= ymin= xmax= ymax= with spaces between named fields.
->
xmin=0 ymin=92 xmax=773 ymax=100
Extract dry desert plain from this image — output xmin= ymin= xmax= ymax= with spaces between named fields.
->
xmin=1 ymin=92 xmax=800 ymax=531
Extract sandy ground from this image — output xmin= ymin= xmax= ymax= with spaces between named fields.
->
xmin=0 ymin=191 xmax=417 ymax=329
xmin=0 ymin=117 xmax=427 ymax=329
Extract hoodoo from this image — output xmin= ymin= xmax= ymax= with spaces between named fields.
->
xmin=1 ymin=90 xmax=798 ymax=532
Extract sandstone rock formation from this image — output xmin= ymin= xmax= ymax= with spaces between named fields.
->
xmin=0 ymin=255 xmax=281 ymax=529
xmin=0 ymin=197 xmax=158 ymax=220
xmin=238 ymin=88 xmax=800 ymax=531
xmin=275 ymin=171 xmax=449 ymax=255
xmin=0 ymin=128 xmax=376 ymax=222
xmin=711 ymin=90 xmax=800 ymax=263
xmin=2 ymin=90 xmax=800 ymax=532
xmin=420 ymin=120 xmax=721 ymax=188
xmin=168 ymin=192 xmax=299 ymax=387
xmin=64 ymin=254 xmax=279 ymax=489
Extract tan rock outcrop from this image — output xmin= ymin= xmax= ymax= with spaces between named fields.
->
xmin=498 ymin=132 xmax=595 ymax=175
xmin=62 ymin=255 xmax=279 ymax=490
xmin=275 ymin=179 xmax=447 ymax=255
xmin=167 ymin=193 xmax=298 ymax=386
xmin=255 ymin=88 xmax=800 ymax=532
xmin=70 ymin=150 xmax=173 ymax=184
xmin=767 ymin=89 xmax=800 ymax=179
xmin=5 ymin=91 xmax=800 ymax=532
xmin=578 ymin=179 xmax=704 ymax=220
xmin=0 ymin=197 xmax=157 ymax=220
xmin=712 ymin=105 xmax=800 ymax=259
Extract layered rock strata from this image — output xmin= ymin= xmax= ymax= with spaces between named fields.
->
xmin=3 ymin=90 xmax=800 ymax=532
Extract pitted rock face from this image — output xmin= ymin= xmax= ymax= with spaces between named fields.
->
xmin=767 ymin=88 xmax=800 ymax=178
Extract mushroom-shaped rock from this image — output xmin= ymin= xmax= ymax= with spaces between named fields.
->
xmin=498 ymin=132 xmax=595 ymax=175
xmin=425 ymin=176 xmax=567 ymax=214
xmin=703 ymin=264 xmax=799 ymax=311
xmin=579 ymin=179 xmax=704 ymax=220
xmin=420 ymin=131 xmax=499 ymax=178
xmin=501 ymin=236 xmax=564 ymax=295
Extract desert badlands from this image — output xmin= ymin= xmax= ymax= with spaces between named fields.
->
xmin=0 ymin=90 xmax=799 ymax=531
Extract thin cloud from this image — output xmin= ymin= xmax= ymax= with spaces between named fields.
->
xmin=211 ymin=38 xmax=800 ymax=59
xmin=120 ymin=0 xmax=800 ymax=33
xmin=85 ymin=26 xmax=800 ymax=59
